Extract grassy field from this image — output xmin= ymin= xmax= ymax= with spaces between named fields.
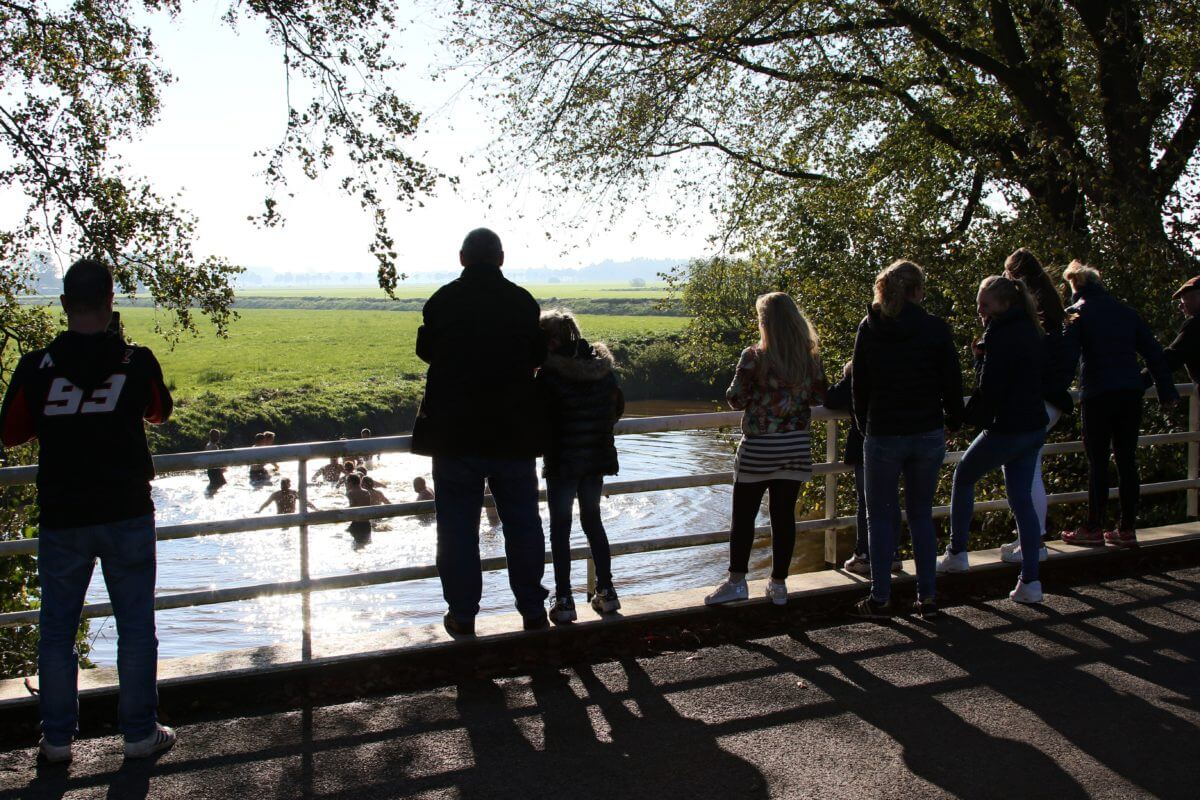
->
xmin=119 ymin=306 xmax=688 ymax=401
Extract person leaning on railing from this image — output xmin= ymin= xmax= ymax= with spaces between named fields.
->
xmin=850 ymin=260 xmax=964 ymax=620
xmin=705 ymin=292 xmax=826 ymax=607
xmin=1000 ymin=248 xmax=1075 ymax=559
xmin=937 ymin=276 xmax=1050 ymax=605
xmin=1145 ymin=275 xmax=1200 ymax=389
xmin=0 ymin=258 xmax=177 ymax=763
xmin=1060 ymin=260 xmax=1179 ymax=548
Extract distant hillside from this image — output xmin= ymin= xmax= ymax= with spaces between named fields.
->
xmin=235 ymin=256 xmax=692 ymax=288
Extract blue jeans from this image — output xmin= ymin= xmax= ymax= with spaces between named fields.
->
xmin=950 ymin=428 xmax=1047 ymax=583
xmin=546 ymin=474 xmax=613 ymax=597
xmin=853 ymin=464 xmax=901 ymax=560
xmin=864 ymin=430 xmax=946 ymax=603
xmin=433 ymin=456 xmax=548 ymax=621
xmin=38 ymin=514 xmax=159 ymax=745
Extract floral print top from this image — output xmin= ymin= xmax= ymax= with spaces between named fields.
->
xmin=726 ymin=346 xmax=826 ymax=436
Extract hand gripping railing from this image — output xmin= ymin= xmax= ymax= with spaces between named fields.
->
xmin=1 ymin=385 xmax=1197 ymax=662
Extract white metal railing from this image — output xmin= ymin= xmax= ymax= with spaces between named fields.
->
xmin=1 ymin=385 xmax=1197 ymax=657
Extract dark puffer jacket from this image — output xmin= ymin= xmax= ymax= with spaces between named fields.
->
xmin=538 ymin=339 xmax=625 ymax=479
xmin=851 ymin=301 xmax=965 ymax=436
xmin=1063 ymin=282 xmax=1178 ymax=403
xmin=822 ymin=371 xmax=862 ymax=466
xmin=963 ymin=306 xmax=1048 ymax=433
xmin=412 ymin=264 xmax=548 ymax=458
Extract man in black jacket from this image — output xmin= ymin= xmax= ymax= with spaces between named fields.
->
xmin=413 ymin=228 xmax=549 ymax=635
xmin=1150 ymin=276 xmax=1200 ymax=386
xmin=0 ymin=259 xmax=176 ymax=762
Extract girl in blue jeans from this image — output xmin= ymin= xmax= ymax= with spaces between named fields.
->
xmin=938 ymin=276 xmax=1048 ymax=603
xmin=536 ymin=310 xmax=625 ymax=624
xmin=851 ymin=260 xmax=964 ymax=618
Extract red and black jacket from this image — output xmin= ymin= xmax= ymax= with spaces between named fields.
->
xmin=0 ymin=330 xmax=173 ymax=528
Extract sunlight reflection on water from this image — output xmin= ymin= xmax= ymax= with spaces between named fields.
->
xmin=82 ymin=412 xmax=841 ymax=664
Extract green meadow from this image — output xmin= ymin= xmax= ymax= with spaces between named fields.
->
xmin=112 ymin=306 xmax=693 ymax=451
xmin=119 ymin=307 xmax=687 ymax=401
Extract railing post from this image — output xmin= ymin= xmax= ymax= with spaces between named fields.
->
xmin=586 ymin=556 xmax=596 ymax=599
xmin=1189 ymin=390 xmax=1198 ymax=517
xmin=824 ymin=418 xmax=839 ymax=566
xmin=297 ymin=459 xmax=312 ymax=661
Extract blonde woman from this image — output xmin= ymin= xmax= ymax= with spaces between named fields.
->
xmin=851 ymin=260 xmax=963 ymax=618
xmin=706 ymin=293 xmax=825 ymax=606
xmin=1059 ymin=261 xmax=1177 ymax=548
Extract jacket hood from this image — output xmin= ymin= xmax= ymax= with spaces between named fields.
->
xmin=866 ymin=301 xmax=924 ymax=340
xmin=46 ymin=330 xmax=130 ymax=392
xmin=542 ymin=339 xmax=616 ymax=381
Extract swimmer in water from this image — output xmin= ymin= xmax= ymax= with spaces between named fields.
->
xmin=345 ymin=473 xmax=373 ymax=543
xmin=256 ymin=478 xmax=318 ymax=515
xmin=413 ymin=476 xmax=435 ymax=501
xmin=362 ymin=475 xmax=389 ymax=505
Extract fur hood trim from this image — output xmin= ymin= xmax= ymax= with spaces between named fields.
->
xmin=543 ymin=341 xmax=616 ymax=381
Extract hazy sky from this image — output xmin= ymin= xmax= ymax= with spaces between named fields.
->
xmin=87 ymin=2 xmax=716 ymax=275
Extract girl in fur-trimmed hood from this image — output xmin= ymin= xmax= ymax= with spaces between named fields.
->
xmin=537 ymin=309 xmax=625 ymax=624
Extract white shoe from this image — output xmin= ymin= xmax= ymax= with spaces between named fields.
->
xmin=38 ymin=737 xmax=71 ymax=764
xmin=1001 ymin=545 xmax=1048 ymax=564
xmin=936 ymin=547 xmax=970 ymax=573
xmin=705 ymin=577 xmax=748 ymax=605
xmin=124 ymin=724 xmax=176 ymax=759
xmin=1009 ymin=578 xmax=1044 ymax=604
xmin=842 ymin=553 xmax=870 ymax=576
xmin=999 ymin=537 xmax=1021 ymax=556
xmin=765 ymin=578 xmax=788 ymax=606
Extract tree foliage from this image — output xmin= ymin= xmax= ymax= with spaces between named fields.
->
xmin=454 ymin=0 xmax=1200 ymax=326
xmin=0 ymin=0 xmax=439 ymax=351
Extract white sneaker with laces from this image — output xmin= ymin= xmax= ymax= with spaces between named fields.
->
xmin=999 ymin=537 xmax=1021 ymax=556
xmin=124 ymin=724 xmax=176 ymax=759
xmin=936 ymin=547 xmax=970 ymax=574
xmin=38 ymin=737 xmax=71 ymax=764
xmin=704 ymin=577 xmax=748 ymax=605
xmin=1009 ymin=578 xmax=1044 ymax=604
xmin=765 ymin=578 xmax=788 ymax=606
xmin=1000 ymin=545 xmax=1048 ymax=564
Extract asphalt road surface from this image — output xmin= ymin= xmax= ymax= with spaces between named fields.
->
xmin=2 ymin=566 xmax=1198 ymax=799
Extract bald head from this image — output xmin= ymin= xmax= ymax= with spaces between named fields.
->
xmin=460 ymin=228 xmax=504 ymax=269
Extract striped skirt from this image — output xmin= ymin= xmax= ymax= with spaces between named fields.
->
xmin=733 ymin=428 xmax=813 ymax=483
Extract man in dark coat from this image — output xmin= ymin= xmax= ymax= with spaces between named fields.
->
xmin=413 ymin=228 xmax=550 ymax=635
xmin=1146 ymin=275 xmax=1200 ymax=388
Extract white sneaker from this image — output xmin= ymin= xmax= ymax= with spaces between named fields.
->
xmin=704 ymin=577 xmax=748 ymax=605
xmin=38 ymin=737 xmax=71 ymax=764
xmin=999 ymin=537 xmax=1021 ymax=556
xmin=765 ymin=578 xmax=788 ymax=606
xmin=1001 ymin=545 xmax=1048 ymax=564
xmin=124 ymin=724 xmax=176 ymax=759
xmin=842 ymin=553 xmax=870 ymax=576
xmin=1009 ymin=578 xmax=1044 ymax=604
xmin=936 ymin=547 xmax=970 ymax=574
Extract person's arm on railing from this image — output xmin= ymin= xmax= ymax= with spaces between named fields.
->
xmin=851 ymin=325 xmax=871 ymax=433
xmin=940 ymin=323 xmax=965 ymax=431
xmin=1143 ymin=316 xmax=1199 ymax=388
xmin=726 ymin=347 xmax=756 ymax=410
xmin=0 ymin=354 xmax=36 ymax=447
xmin=1136 ymin=315 xmax=1181 ymax=406
xmin=823 ymin=363 xmax=852 ymax=412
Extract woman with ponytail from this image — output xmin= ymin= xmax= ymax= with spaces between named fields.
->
xmin=938 ymin=275 xmax=1050 ymax=603
xmin=851 ymin=260 xmax=963 ymax=618
xmin=705 ymin=292 xmax=825 ymax=606
xmin=1000 ymin=248 xmax=1073 ymax=563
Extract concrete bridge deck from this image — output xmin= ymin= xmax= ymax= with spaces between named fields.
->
xmin=2 ymin=527 xmax=1199 ymax=798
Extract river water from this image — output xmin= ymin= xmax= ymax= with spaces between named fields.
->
xmin=81 ymin=402 xmax=848 ymax=665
